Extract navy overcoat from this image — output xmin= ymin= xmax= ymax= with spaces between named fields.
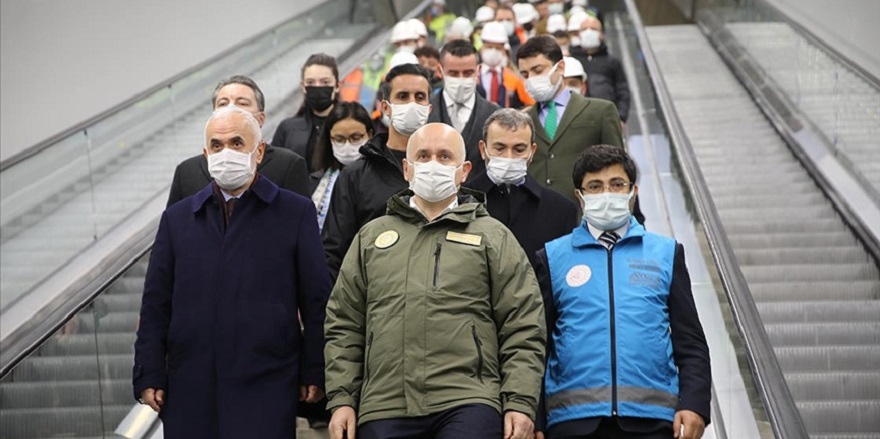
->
xmin=133 ymin=176 xmax=331 ymax=438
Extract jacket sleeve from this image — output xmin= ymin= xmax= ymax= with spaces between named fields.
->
xmin=321 ymin=167 xmax=359 ymax=282
xmin=613 ymin=58 xmax=631 ymax=123
xmin=166 ymin=164 xmax=184 ymax=208
xmin=488 ymin=229 xmax=547 ymax=419
xmin=668 ymin=243 xmax=712 ymax=424
xmin=599 ymin=101 xmax=624 ymax=148
xmin=284 ymin=153 xmax=311 ymax=198
xmin=295 ymin=200 xmax=332 ymax=388
xmin=132 ymin=211 xmax=175 ymax=400
xmin=324 ymin=231 xmax=368 ymax=412
xmin=533 ymin=248 xmax=556 ymax=431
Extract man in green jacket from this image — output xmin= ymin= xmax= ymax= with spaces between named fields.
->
xmin=325 ymin=123 xmax=546 ymax=439
xmin=516 ymin=35 xmax=624 ymax=202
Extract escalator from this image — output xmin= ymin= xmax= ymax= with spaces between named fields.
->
xmin=642 ymin=16 xmax=880 ymax=439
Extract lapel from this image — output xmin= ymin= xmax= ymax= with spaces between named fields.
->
xmin=550 ymin=93 xmax=588 ymax=149
xmin=529 ymin=105 xmax=551 ymax=145
xmin=461 ymin=95 xmax=486 ymax=140
xmin=431 ymin=93 xmax=452 ymax=125
xmin=257 ymin=145 xmax=275 ymax=170
xmin=198 ymin=154 xmax=211 ymax=181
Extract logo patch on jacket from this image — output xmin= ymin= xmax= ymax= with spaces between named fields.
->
xmin=566 ymin=264 xmax=591 ymax=287
xmin=375 ymin=230 xmax=399 ymax=249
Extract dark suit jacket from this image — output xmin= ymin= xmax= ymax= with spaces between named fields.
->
xmin=134 ymin=176 xmax=331 ymax=437
xmin=428 ymin=92 xmax=501 ymax=180
xmin=465 ymin=172 xmax=579 ymax=267
xmin=166 ymin=145 xmax=309 ymax=207
xmin=272 ymin=111 xmax=321 ymax=173
xmin=527 ymin=92 xmax=623 ymax=201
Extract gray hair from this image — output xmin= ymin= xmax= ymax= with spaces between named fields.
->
xmin=204 ymin=105 xmax=263 ymax=147
xmin=212 ymin=75 xmax=265 ymax=111
xmin=482 ymin=108 xmax=536 ymax=144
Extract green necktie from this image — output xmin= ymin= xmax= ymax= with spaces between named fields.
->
xmin=545 ymin=101 xmax=558 ymax=140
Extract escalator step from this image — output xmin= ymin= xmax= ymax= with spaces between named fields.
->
xmin=750 ymin=281 xmax=878 ymax=302
xmin=38 ymin=332 xmax=135 ymax=356
xmin=742 ymin=263 xmax=879 ymax=282
xmin=10 ymin=354 xmax=132 ymax=382
xmin=775 ymin=346 xmax=880 ymax=372
xmin=719 ymin=206 xmax=838 ymax=222
xmin=96 ymin=292 xmax=143 ymax=313
xmin=730 ymin=232 xmax=857 ymax=249
xmin=0 ymin=405 xmax=130 ymax=438
xmin=786 ymin=372 xmax=880 ymax=401
xmin=712 ymin=192 xmax=828 ymax=209
xmin=732 ymin=246 xmax=868 ymax=265
xmin=758 ymin=301 xmax=880 ymax=323
xmin=797 ymin=400 xmax=880 ymax=434
xmin=766 ymin=322 xmax=880 ymax=346
xmin=75 ymin=311 xmax=138 ymax=333
xmin=0 ymin=379 xmax=131 ymax=409
xmin=722 ymin=219 xmax=847 ymax=234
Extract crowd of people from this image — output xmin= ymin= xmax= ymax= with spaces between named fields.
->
xmin=132 ymin=1 xmax=711 ymax=438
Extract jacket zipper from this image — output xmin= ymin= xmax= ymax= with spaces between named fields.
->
xmin=472 ymin=324 xmax=484 ymax=383
xmin=607 ymin=248 xmax=618 ymax=416
xmin=433 ymin=242 xmax=442 ymax=290
xmin=365 ymin=331 xmax=374 ymax=383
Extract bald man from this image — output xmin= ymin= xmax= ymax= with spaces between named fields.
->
xmin=325 ymin=123 xmax=546 ymax=439
xmin=133 ymin=106 xmax=331 ymax=438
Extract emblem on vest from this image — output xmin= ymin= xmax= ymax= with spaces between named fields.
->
xmin=566 ymin=264 xmax=591 ymax=287
xmin=374 ymin=230 xmax=399 ymax=249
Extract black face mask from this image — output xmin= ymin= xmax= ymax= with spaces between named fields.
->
xmin=523 ymin=22 xmax=534 ymax=32
xmin=305 ymin=86 xmax=335 ymax=112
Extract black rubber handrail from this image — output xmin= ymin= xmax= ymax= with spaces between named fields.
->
xmin=623 ymin=0 xmax=810 ymax=437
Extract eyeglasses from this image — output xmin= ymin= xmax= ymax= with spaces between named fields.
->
xmin=330 ymin=132 xmax=368 ymax=144
xmin=581 ymin=180 xmax=633 ymax=194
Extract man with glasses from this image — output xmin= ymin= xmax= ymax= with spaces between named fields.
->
xmin=534 ymin=145 xmax=711 ymax=439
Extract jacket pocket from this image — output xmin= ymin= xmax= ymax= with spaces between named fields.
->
xmin=364 ymin=331 xmax=374 ymax=386
xmin=433 ymin=242 xmax=442 ymax=290
xmin=471 ymin=323 xmax=484 ymax=383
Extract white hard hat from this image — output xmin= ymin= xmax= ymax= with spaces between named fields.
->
xmin=480 ymin=21 xmax=509 ymax=44
xmin=389 ymin=51 xmax=419 ymax=69
xmin=408 ymin=18 xmax=428 ymax=37
xmin=572 ymin=0 xmax=588 ymax=6
xmin=447 ymin=16 xmax=475 ymax=40
xmin=568 ymin=12 xmax=588 ymax=32
xmin=475 ymin=6 xmax=496 ymax=24
xmin=512 ymin=3 xmax=537 ymax=25
xmin=391 ymin=21 xmax=419 ymax=43
xmin=432 ymin=0 xmax=446 ymax=5
xmin=547 ymin=14 xmax=567 ymax=34
xmin=563 ymin=56 xmax=586 ymax=80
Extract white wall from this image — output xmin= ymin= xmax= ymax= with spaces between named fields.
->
xmin=766 ymin=0 xmax=880 ymax=80
xmin=0 ymin=0 xmax=324 ymax=162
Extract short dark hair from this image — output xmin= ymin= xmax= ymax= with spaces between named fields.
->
xmin=483 ymin=108 xmax=535 ymax=144
xmin=313 ymin=101 xmax=374 ymax=171
xmin=414 ymin=45 xmax=440 ymax=61
xmin=380 ymin=63 xmax=432 ymax=101
xmin=516 ymin=35 xmax=563 ymax=64
xmin=494 ymin=5 xmax=515 ymax=20
xmin=213 ymin=75 xmax=265 ymax=111
xmin=440 ymin=39 xmax=478 ymax=61
xmin=572 ymin=144 xmax=638 ymax=189
xmin=553 ymin=30 xmax=570 ymax=40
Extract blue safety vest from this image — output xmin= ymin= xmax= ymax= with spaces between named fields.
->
xmin=544 ymin=218 xmax=679 ymax=427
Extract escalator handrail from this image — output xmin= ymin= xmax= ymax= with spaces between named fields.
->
xmin=622 ymin=0 xmax=810 ymax=437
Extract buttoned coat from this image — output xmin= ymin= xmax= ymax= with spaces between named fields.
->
xmin=527 ymin=93 xmax=623 ymax=201
xmin=133 ymin=176 xmax=331 ymax=439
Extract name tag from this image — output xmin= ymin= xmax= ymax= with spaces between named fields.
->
xmin=446 ymin=231 xmax=482 ymax=247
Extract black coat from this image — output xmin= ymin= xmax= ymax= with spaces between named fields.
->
xmin=321 ymin=133 xmax=408 ymax=280
xmin=166 ymin=145 xmax=309 ymax=207
xmin=272 ymin=111 xmax=323 ymax=173
xmin=570 ymin=45 xmax=631 ymax=122
xmin=134 ymin=176 xmax=331 ymax=438
xmin=428 ymin=92 xmax=501 ymax=180
xmin=465 ymin=172 xmax=579 ymax=267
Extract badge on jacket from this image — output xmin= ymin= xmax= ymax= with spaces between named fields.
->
xmin=375 ymin=230 xmax=399 ymax=249
xmin=445 ymin=231 xmax=482 ymax=246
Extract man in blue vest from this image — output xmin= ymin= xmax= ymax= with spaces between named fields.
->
xmin=534 ymin=144 xmax=710 ymax=439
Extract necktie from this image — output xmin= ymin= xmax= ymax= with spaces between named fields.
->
xmin=453 ymin=103 xmax=464 ymax=131
xmin=545 ymin=101 xmax=558 ymax=140
xmin=599 ymin=231 xmax=620 ymax=249
xmin=489 ymin=69 xmax=500 ymax=105
xmin=225 ymin=197 xmax=237 ymax=225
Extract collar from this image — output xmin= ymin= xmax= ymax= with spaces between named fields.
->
xmin=480 ymin=64 xmax=503 ymax=75
xmin=570 ymin=216 xmax=644 ymax=248
xmin=469 ymin=172 xmax=543 ymax=200
xmin=191 ymin=174 xmax=278 ymax=213
xmin=409 ymin=195 xmax=459 ymax=217
xmin=544 ymin=88 xmax=573 ymax=109
xmin=443 ymin=89 xmax=475 ymax=111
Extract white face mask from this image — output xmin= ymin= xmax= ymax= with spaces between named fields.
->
xmin=501 ymin=20 xmax=516 ymax=36
xmin=331 ymin=139 xmax=366 ymax=166
xmin=525 ymin=62 xmax=562 ymax=103
xmin=571 ymin=35 xmax=582 ymax=47
xmin=408 ymin=160 xmax=461 ymax=203
xmin=486 ymin=151 xmax=531 ymax=185
xmin=580 ymin=190 xmax=633 ymax=231
xmin=208 ymin=146 xmax=258 ymax=191
xmin=548 ymin=3 xmax=565 ymax=15
xmin=444 ymin=76 xmax=477 ymax=104
xmin=387 ymin=102 xmax=430 ymax=136
xmin=580 ymin=29 xmax=601 ymax=49
xmin=397 ymin=44 xmax=417 ymax=54
xmin=481 ymin=48 xmax=505 ymax=68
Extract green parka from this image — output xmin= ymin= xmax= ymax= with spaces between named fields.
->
xmin=324 ymin=190 xmax=546 ymax=425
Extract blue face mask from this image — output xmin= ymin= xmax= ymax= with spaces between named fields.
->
xmin=580 ymin=190 xmax=633 ymax=230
